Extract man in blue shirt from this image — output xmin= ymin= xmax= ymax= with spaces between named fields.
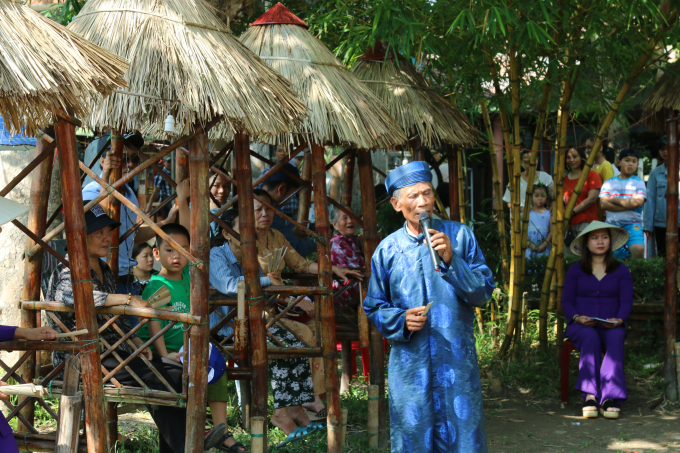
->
xmin=260 ymin=163 xmax=316 ymax=257
xmin=83 ymin=151 xmax=177 ymax=297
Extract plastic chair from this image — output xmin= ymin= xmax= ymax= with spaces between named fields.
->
xmin=337 ymin=341 xmax=370 ymax=382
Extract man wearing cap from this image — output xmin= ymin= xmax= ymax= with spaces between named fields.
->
xmin=148 ymin=155 xmax=174 ymax=218
xmin=260 ymin=162 xmax=317 ymax=257
xmin=258 ymin=144 xmax=301 ymax=221
xmin=363 ymin=161 xmax=494 ymax=453
xmin=599 ymin=148 xmax=647 ymax=259
xmin=83 ymin=148 xmax=178 ymax=300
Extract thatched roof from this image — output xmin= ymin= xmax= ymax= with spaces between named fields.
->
xmin=67 ymin=0 xmax=308 ymax=140
xmin=0 ymin=0 xmax=128 ymax=136
xmin=239 ymin=3 xmax=407 ymax=149
xmin=643 ymin=60 xmax=680 ymax=132
xmin=352 ymin=42 xmax=476 ymax=147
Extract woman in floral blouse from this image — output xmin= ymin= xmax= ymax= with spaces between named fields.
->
xmin=330 ymin=206 xmax=365 ymax=306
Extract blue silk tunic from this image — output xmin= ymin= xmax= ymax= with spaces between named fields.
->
xmin=364 ymin=220 xmax=494 ymax=453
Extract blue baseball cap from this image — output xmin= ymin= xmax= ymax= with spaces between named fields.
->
xmin=179 ymin=341 xmax=227 ymax=384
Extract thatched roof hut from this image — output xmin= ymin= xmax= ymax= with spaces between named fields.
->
xmin=67 ymin=0 xmax=308 ymax=140
xmin=644 ymin=60 xmax=680 ymax=132
xmin=352 ymin=42 xmax=476 ymax=147
xmin=239 ymin=3 xmax=407 ymax=149
xmin=0 ymin=0 xmax=128 ymax=136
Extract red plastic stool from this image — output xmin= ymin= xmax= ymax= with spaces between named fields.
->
xmin=336 ymin=339 xmax=389 ymax=383
xmin=560 ymin=340 xmax=577 ymax=404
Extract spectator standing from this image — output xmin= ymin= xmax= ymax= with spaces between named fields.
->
xmin=644 ymin=143 xmax=676 ymax=257
xmin=258 ymin=143 xmax=299 ymax=220
xmin=149 ymin=155 xmax=174 ymax=218
xmin=526 ymin=184 xmax=552 ymax=259
xmin=599 ymin=148 xmax=647 ymax=259
xmin=503 ymin=149 xmax=554 ymax=211
xmin=563 ymin=147 xmax=602 ymax=239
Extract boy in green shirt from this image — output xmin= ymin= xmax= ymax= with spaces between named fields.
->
xmin=140 ymin=222 xmax=246 ymax=452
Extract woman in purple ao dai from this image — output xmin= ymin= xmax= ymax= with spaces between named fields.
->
xmin=562 ymin=221 xmax=633 ymax=419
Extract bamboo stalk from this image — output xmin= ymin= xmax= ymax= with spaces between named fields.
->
xmin=18 ymin=133 xmax=53 ymax=431
xmin=457 ymin=149 xmax=466 ymax=223
xmin=480 ymin=100 xmax=510 ymax=289
xmin=341 ymin=408 xmax=348 ymax=448
xmin=54 ymin=115 xmax=107 ymax=453
xmin=664 ymin=109 xmax=679 ymax=401
xmin=341 ymin=150 xmax=355 ymax=207
xmin=447 ymin=145 xmax=460 ymax=222
xmin=107 ymin=132 xmax=124 ymax=278
xmin=250 ymin=416 xmax=265 ymax=453
xmin=367 ymin=385 xmax=379 ymax=448
xmin=357 ymin=149 xmax=386 ymax=446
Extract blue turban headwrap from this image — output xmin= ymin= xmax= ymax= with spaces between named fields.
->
xmin=385 ymin=161 xmax=433 ymax=196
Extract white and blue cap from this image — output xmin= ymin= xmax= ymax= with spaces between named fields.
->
xmin=384 ymin=161 xmax=432 ymax=197
xmin=179 ymin=341 xmax=227 ymax=384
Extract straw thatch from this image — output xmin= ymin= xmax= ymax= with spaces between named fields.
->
xmin=67 ymin=0 xmax=308 ymax=140
xmin=204 ymin=0 xmax=254 ymax=24
xmin=0 ymin=0 xmax=128 ymax=136
xmin=643 ymin=60 xmax=680 ymax=132
xmin=352 ymin=42 xmax=476 ymax=147
xmin=239 ymin=3 xmax=407 ymax=149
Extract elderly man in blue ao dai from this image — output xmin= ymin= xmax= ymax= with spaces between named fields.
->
xmin=363 ymin=161 xmax=494 ymax=453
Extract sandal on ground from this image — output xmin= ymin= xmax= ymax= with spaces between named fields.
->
xmin=215 ymin=432 xmax=248 ymax=453
xmin=599 ymin=399 xmax=620 ymax=419
xmin=204 ymin=424 xmax=226 ymax=452
xmin=274 ymin=426 xmax=321 ymax=449
xmin=304 ymin=408 xmax=327 ymax=420
xmin=582 ymin=398 xmax=598 ymax=418
xmin=305 ymin=422 xmax=325 ymax=430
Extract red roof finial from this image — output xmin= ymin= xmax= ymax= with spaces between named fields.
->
xmin=250 ymin=3 xmax=309 ymax=29
xmin=358 ymin=41 xmax=404 ymax=61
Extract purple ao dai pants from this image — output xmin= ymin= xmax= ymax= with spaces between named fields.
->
xmin=568 ymin=325 xmax=627 ymax=405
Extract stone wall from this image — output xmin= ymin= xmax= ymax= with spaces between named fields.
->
xmin=0 ymin=146 xmax=61 ymax=366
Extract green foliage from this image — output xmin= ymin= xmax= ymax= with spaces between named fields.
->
xmin=41 ymin=0 xmax=85 ymax=25
xmin=376 ymin=198 xmax=403 ymax=238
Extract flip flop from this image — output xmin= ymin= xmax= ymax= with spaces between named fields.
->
xmin=304 ymin=408 xmax=327 ymax=421
xmin=274 ymin=426 xmax=321 ymax=449
xmin=215 ymin=432 xmax=248 ymax=452
xmin=204 ymin=424 xmax=226 ymax=452
xmin=305 ymin=422 xmax=325 ymax=430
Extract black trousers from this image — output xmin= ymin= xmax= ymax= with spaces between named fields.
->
xmin=652 ymin=226 xmax=680 ymax=258
xmin=101 ymin=353 xmax=187 ymax=453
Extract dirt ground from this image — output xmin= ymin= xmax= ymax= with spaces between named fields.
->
xmin=486 ymin=395 xmax=680 ymax=453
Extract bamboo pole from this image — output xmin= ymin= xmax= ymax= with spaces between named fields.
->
xmin=107 ymin=132 xmax=124 ymax=278
xmin=664 ymin=109 xmax=679 ymax=402
xmin=54 ymin=116 xmax=107 ymax=453
xmin=250 ymin=416 xmax=264 ymax=453
xmin=19 ymin=133 xmax=53 ymax=430
xmin=341 ymin=408 xmax=348 ymax=448
xmin=297 ymin=150 xmax=312 ymax=226
xmin=457 ymin=149 xmax=466 ymax=223
xmin=55 ymin=357 xmax=81 ymax=453
xmin=480 ymin=100 xmax=510 ymax=290
xmin=311 ymin=142 xmax=342 ymax=452
xmin=341 ymin=150 xmax=355 ymax=207
xmin=184 ymin=126 xmax=211 ymax=453
xmin=448 ymin=145 xmax=461 ymax=222
xmin=357 ymin=149 xmax=386 ymax=447
xmin=340 ymin=341 xmax=352 ymax=394
xmin=367 ymin=385 xmax=379 ymax=448
xmin=235 ymin=133 xmax=269 ymax=443
xmin=499 ymin=47 xmax=524 ymax=356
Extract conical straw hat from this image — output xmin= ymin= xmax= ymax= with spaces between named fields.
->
xmin=68 ymin=0 xmax=308 ymax=141
xmin=0 ymin=0 xmax=128 ymax=137
xmin=569 ymin=221 xmax=629 ymax=256
xmin=352 ymin=42 xmax=476 ymax=148
xmin=0 ymin=196 xmax=29 ymax=228
xmin=240 ymin=3 xmax=407 ymax=149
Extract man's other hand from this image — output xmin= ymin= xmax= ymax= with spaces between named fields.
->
xmin=405 ymin=306 xmax=427 ymax=332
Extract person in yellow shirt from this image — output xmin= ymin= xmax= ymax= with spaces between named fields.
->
xmin=584 ymin=134 xmax=616 ymax=220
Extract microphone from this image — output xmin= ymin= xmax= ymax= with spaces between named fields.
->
xmin=418 ymin=212 xmax=440 ymax=271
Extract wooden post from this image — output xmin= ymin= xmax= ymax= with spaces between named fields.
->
xmin=340 ymin=408 xmax=348 ymax=448
xmin=55 ymin=357 xmax=82 ymax=453
xmin=185 ymin=127 xmax=211 ymax=453
xmin=341 ymin=150 xmax=355 ymax=207
xmin=311 ymin=142 xmax=342 ymax=452
xmin=357 ymin=149 xmax=386 ymax=447
xmin=235 ymin=133 xmax=268 ymax=440
xmin=447 ymin=146 xmax=460 ymax=222
xmin=107 ymin=132 xmax=124 ymax=278
xmin=340 ymin=341 xmax=352 ymax=394
xmin=664 ymin=108 xmax=679 ymax=402
xmin=54 ymin=116 xmax=107 ymax=453
xmin=456 ymin=149 xmax=466 ymax=224
xmin=250 ymin=416 xmax=264 ymax=453
xmin=367 ymin=385 xmax=379 ymax=448
xmin=19 ymin=133 xmax=54 ymax=429
xmin=297 ymin=149 xmax=312 ymax=226
xmin=106 ymin=403 xmax=117 ymax=449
